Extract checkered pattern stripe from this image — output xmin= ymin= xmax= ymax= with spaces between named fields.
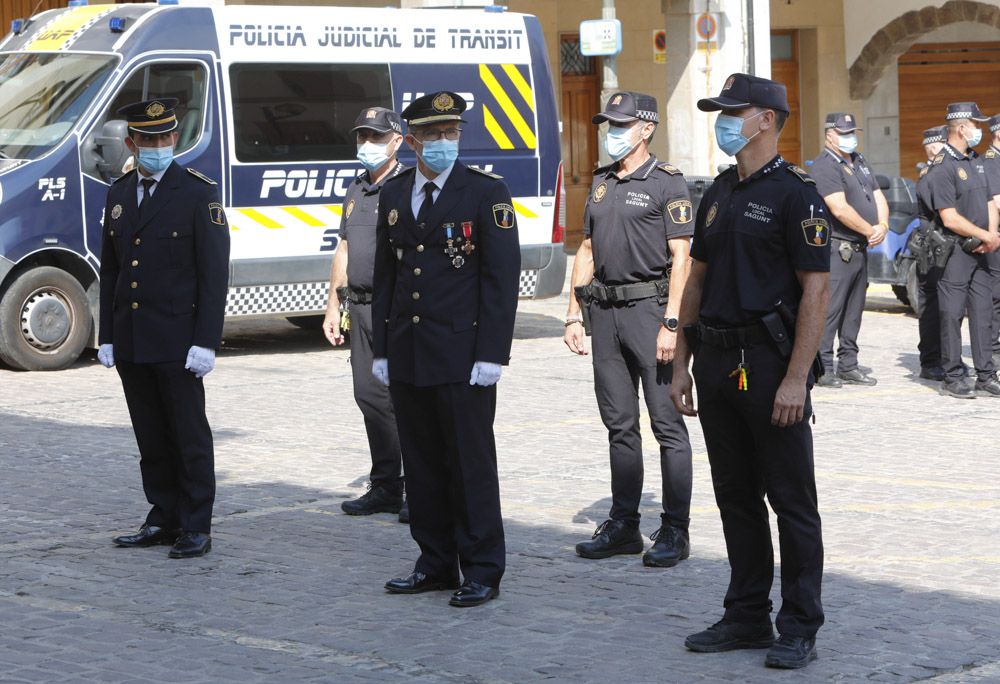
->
xmin=518 ymin=270 xmax=539 ymax=298
xmin=226 ymin=282 xmax=330 ymax=316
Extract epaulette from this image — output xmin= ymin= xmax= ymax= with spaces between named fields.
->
xmin=931 ymin=152 xmax=945 ymax=166
xmin=187 ymin=168 xmax=217 ymax=184
xmin=786 ymin=165 xmax=816 ymax=185
xmin=468 ymin=165 xmax=503 ymax=179
xmin=919 ymin=166 xmax=929 ymax=178
xmin=986 ymin=148 xmax=998 ymax=160
xmin=384 ymin=167 xmax=414 ymax=185
xmin=657 ymin=162 xmax=682 ymax=175
xmin=594 ymin=163 xmax=613 ymax=176
xmin=112 ymin=169 xmax=136 ymax=184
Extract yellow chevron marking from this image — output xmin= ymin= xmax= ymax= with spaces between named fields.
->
xmin=479 ymin=64 xmax=536 ymax=149
xmin=282 ymin=206 xmax=325 ymax=227
xmin=238 ymin=208 xmax=283 ymax=229
xmin=28 ymin=6 xmax=112 ymax=50
xmin=482 ymin=105 xmax=515 ymax=150
xmin=325 ymin=205 xmax=344 ymax=216
xmin=512 ymin=200 xmax=537 ymax=218
xmin=501 ymin=64 xmax=534 ymax=111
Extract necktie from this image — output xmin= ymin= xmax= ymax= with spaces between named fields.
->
xmin=416 ymin=182 xmax=436 ymax=225
xmin=139 ymin=178 xmax=155 ymax=211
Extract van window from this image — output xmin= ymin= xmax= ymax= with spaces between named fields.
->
xmin=104 ymin=62 xmax=208 ymax=153
xmin=230 ymin=63 xmax=391 ymax=163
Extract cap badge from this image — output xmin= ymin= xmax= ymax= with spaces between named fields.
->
xmin=111 ymin=204 xmax=122 ymax=220
xmin=432 ymin=93 xmax=454 ymax=112
xmin=145 ymin=101 xmax=166 ymax=118
xmin=366 ymin=109 xmax=376 ymax=119
xmin=388 ymin=208 xmax=398 ymax=226
xmin=593 ymin=182 xmax=608 ymax=203
xmin=611 ymin=95 xmax=622 ymax=105
xmin=845 ymin=115 xmax=852 ymax=123
xmin=723 ymin=76 xmax=735 ymax=91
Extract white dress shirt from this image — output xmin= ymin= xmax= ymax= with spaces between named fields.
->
xmin=135 ymin=165 xmax=169 ymax=207
xmin=410 ymin=162 xmax=454 ymax=219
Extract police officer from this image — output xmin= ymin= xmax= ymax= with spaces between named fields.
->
xmin=810 ymin=113 xmax=886 ymax=387
xmin=98 ymin=98 xmax=230 ymax=558
xmin=981 ymin=114 xmax=1000 ymax=372
xmin=371 ymin=92 xmax=520 ymax=607
xmin=923 ymin=102 xmax=1000 ymax=398
xmin=915 ymin=126 xmax=948 ymax=380
xmin=671 ymin=74 xmax=828 ymax=669
xmin=563 ymin=92 xmax=693 ymax=567
xmin=323 ymin=107 xmax=408 ymax=522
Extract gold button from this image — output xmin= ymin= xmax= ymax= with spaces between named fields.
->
xmin=412 ymin=292 xmax=420 ymax=300
xmin=131 ymin=260 xmax=139 ymax=267
xmin=109 ymin=230 xmax=115 ymax=236
xmin=131 ymin=302 xmax=139 ymax=310
xmin=130 ymin=281 xmax=138 ymax=289
xmin=134 ymin=238 xmax=141 ymax=246
xmin=172 ymin=231 xmax=178 ymax=238
xmin=413 ymin=267 xmax=422 ymax=276
xmin=412 ymin=315 xmax=420 ymax=324
xmin=416 ymin=244 xmax=424 ymax=253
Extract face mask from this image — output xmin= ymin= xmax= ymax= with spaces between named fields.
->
xmin=715 ymin=111 xmax=764 ymax=156
xmin=605 ymin=125 xmax=638 ymax=161
xmin=356 ymin=140 xmax=393 ymax=172
xmin=417 ymin=138 xmax=459 ymax=174
xmin=837 ymin=133 xmax=858 ymax=154
xmin=136 ymin=145 xmax=173 ymax=174
xmin=965 ymin=126 xmax=982 ymax=147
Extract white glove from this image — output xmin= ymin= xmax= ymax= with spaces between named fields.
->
xmin=185 ymin=345 xmax=216 ymax=378
xmin=372 ymin=358 xmax=389 ymax=386
xmin=470 ymin=361 xmax=502 ymax=387
xmin=97 ymin=344 xmax=115 ymax=368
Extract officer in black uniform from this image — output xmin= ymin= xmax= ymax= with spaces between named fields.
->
xmin=323 ymin=107 xmax=408 ymax=522
xmin=981 ymin=114 xmax=1000 ymax=372
xmin=923 ymin=102 xmax=1000 ymax=398
xmin=671 ymin=74 xmax=828 ymax=669
xmin=809 ymin=113 xmax=886 ymax=387
xmin=563 ymin=92 xmax=694 ymax=568
xmin=98 ymin=98 xmax=230 ymax=558
xmin=371 ymin=92 xmax=520 ymax=607
xmin=914 ymin=126 xmax=948 ymax=380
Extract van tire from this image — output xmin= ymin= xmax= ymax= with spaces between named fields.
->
xmin=0 ymin=267 xmax=92 ymax=371
xmin=904 ymin=260 xmax=923 ymax=318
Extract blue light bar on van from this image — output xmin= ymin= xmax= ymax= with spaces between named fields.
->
xmin=11 ymin=18 xmax=26 ymax=34
xmin=158 ymin=0 xmax=179 ymax=4
xmin=108 ymin=17 xmax=127 ymax=32
xmin=67 ymin=0 xmax=88 ymax=6
xmin=484 ymin=5 xmax=507 ymax=11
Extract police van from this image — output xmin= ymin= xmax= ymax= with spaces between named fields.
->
xmin=0 ymin=1 xmax=565 ymax=370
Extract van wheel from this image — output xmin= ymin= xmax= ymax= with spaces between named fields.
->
xmin=286 ymin=315 xmax=326 ymax=330
xmin=891 ymin=284 xmax=909 ymax=307
xmin=904 ymin=260 xmax=923 ymax=318
xmin=0 ymin=267 xmax=92 ymax=371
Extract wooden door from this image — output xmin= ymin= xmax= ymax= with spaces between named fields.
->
xmin=899 ymin=41 xmax=1000 ymax=180
xmin=559 ymin=34 xmax=600 ymax=251
xmin=771 ymin=30 xmax=802 ymax=166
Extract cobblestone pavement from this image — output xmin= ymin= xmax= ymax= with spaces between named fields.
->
xmin=2 ymin=274 xmax=999 ymax=683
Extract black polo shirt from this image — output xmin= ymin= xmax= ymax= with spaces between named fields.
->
xmin=925 ymin=143 xmax=990 ymax=231
xmin=691 ymin=156 xmax=831 ymax=327
xmin=916 ymin=163 xmax=937 ymax=221
xmin=808 ymin=148 xmax=878 ymax=244
xmin=983 ymin=144 xmax=1000 ymax=198
xmin=583 ymin=154 xmax=694 ymax=285
xmin=341 ymin=161 xmax=406 ymax=290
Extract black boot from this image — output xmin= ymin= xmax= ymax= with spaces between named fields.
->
xmin=575 ymin=519 xmax=644 ymax=559
xmin=341 ymin=483 xmax=403 ymax=515
xmin=398 ymin=498 xmax=410 ymax=524
xmin=642 ymin=519 xmax=690 ymax=568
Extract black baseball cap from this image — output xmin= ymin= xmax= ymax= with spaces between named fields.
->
xmin=592 ymin=91 xmax=659 ymax=124
xmin=988 ymin=115 xmax=1000 ymax=134
xmin=945 ymin=102 xmax=988 ymax=122
xmin=697 ymin=73 xmax=789 ymax=114
xmin=922 ymin=126 xmax=947 ymax=145
xmin=825 ymin=112 xmax=862 ymax=133
xmin=401 ymin=91 xmax=467 ymax=126
xmin=117 ymin=98 xmax=179 ymax=135
xmin=350 ymin=107 xmax=402 ymax=134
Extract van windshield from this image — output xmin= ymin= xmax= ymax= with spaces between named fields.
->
xmin=0 ymin=52 xmax=117 ymax=160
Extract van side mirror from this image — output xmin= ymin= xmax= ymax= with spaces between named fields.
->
xmin=95 ymin=120 xmax=132 ymax=181
xmin=875 ymin=173 xmax=891 ymax=191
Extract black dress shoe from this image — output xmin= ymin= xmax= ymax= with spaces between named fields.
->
xmin=919 ymin=366 xmax=945 ymax=381
xmin=975 ymin=375 xmax=1000 ymax=397
xmin=684 ymin=619 xmax=775 ymax=653
xmin=815 ymin=373 xmax=842 ymax=388
xmin=398 ymin=498 xmax=409 ymax=524
xmin=384 ymin=572 xmax=459 ymax=594
xmin=168 ymin=532 xmax=211 ymax=558
xmin=113 ymin=524 xmax=179 ymax=547
xmin=575 ymin=519 xmax=644 ymax=559
xmin=448 ymin=580 xmax=499 ymax=607
xmin=642 ymin=521 xmax=690 ymax=568
xmin=940 ymin=378 xmax=976 ymax=399
xmin=342 ymin=483 xmax=403 ymax=516
xmin=765 ymin=635 xmax=817 ymax=669
xmin=837 ymin=368 xmax=877 ymax=386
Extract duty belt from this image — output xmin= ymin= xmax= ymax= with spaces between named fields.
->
xmin=337 ymin=287 xmax=373 ymax=305
xmin=697 ymin=322 xmax=770 ymax=348
xmin=831 ymin=236 xmax=865 ymax=252
xmin=588 ymin=277 xmax=669 ymax=304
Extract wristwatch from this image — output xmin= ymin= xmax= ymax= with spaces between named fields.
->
xmin=662 ymin=317 xmax=679 ymax=332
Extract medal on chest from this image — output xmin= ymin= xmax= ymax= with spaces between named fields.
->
xmin=444 ymin=224 xmax=464 ymax=268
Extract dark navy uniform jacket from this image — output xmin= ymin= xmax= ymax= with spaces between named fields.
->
xmin=99 ymin=162 xmax=231 ymax=364
xmin=925 ymin=143 xmax=991 ymax=231
xmin=808 ymin=148 xmax=878 ymax=244
xmin=372 ymin=162 xmax=520 ymax=387
xmin=341 ymin=162 xmax=406 ymax=291
xmin=691 ymin=156 xmax=831 ymax=327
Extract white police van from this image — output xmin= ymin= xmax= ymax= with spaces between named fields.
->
xmin=0 ymin=1 xmax=566 ymax=370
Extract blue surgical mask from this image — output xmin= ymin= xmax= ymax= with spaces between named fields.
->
xmin=714 ymin=111 xmax=764 ymax=156
xmin=837 ymin=133 xmax=858 ymax=154
xmin=136 ymin=146 xmax=173 ymax=174
xmin=605 ymin=126 xmax=637 ymax=161
xmin=356 ymin=140 xmax=393 ymax=172
xmin=965 ymin=126 xmax=982 ymax=147
xmin=418 ymin=139 xmax=459 ymax=174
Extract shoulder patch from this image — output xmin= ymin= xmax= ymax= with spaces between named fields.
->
xmin=468 ymin=165 xmax=503 ymax=180
xmin=919 ymin=166 xmax=929 ymax=178
xmin=987 ymin=148 xmax=998 ymax=160
xmin=932 ymin=152 xmax=945 ymax=166
xmin=187 ymin=168 xmax=217 ymax=184
xmin=112 ymin=169 xmax=136 ymax=185
xmin=657 ymin=162 xmax=682 ymax=175
xmin=492 ymin=203 xmax=515 ymax=229
xmin=802 ymin=218 xmax=829 ymax=247
xmin=787 ymin=165 xmax=816 ymax=185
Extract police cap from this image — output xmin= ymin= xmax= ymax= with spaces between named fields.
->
xmin=824 ymin=112 xmax=862 ymax=133
xmin=945 ymin=102 xmax=989 ymax=122
xmin=592 ymin=92 xmax=659 ymax=125
xmin=698 ymin=73 xmax=789 ymax=114
xmin=117 ymin=98 xmax=179 ymax=135
xmin=922 ymin=125 xmax=947 ymax=145
xmin=350 ymin=107 xmax=402 ymax=134
xmin=401 ymin=91 xmax=467 ymax=127
xmin=988 ymin=115 xmax=1000 ymax=134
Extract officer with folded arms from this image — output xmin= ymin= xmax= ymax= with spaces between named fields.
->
xmin=980 ymin=114 xmax=1000 ymax=372
xmin=564 ymin=91 xmax=694 ymax=568
xmin=914 ymin=126 xmax=948 ymax=380
xmin=810 ymin=113 xmax=886 ymax=387
xmin=923 ymin=102 xmax=1000 ymax=398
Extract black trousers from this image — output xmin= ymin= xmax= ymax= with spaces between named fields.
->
xmin=349 ymin=303 xmax=402 ymax=489
xmin=990 ymin=252 xmax=1000 ymax=357
xmin=917 ymin=265 xmax=943 ymax=370
xmin=590 ymin=296 xmax=692 ymax=529
xmin=116 ymin=360 xmax=215 ymax=533
xmin=389 ymin=380 xmax=505 ymax=587
xmin=820 ymin=246 xmax=867 ymax=373
xmin=938 ymin=248 xmax=996 ymax=381
xmin=692 ymin=341 xmax=824 ymax=638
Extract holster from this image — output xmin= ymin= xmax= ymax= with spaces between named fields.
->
xmin=759 ymin=310 xmax=793 ymax=357
xmin=573 ymin=285 xmax=593 ymax=336
xmin=837 ymin=240 xmax=855 ymax=263
xmin=928 ymin=226 xmax=957 ymax=269
xmin=773 ymin=299 xmax=824 ymax=379
xmin=335 ymin=287 xmax=350 ymax=309
xmin=908 ymin=222 xmax=932 ymax=276
xmin=961 ymin=236 xmax=983 ymax=254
